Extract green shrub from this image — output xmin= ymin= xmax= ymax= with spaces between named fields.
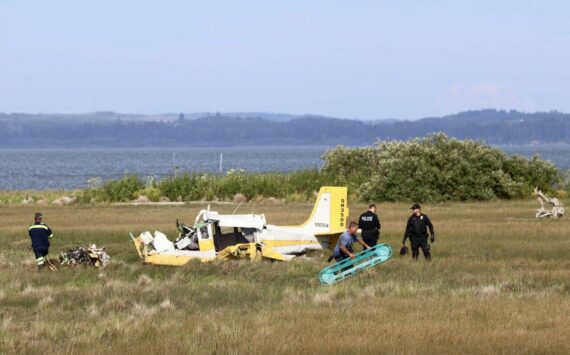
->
xmin=156 ymin=170 xmax=324 ymax=202
xmin=100 ymin=175 xmax=145 ymax=202
xmin=139 ymin=187 xmax=162 ymax=202
xmin=321 ymin=145 xmax=379 ymax=190
xmin=503 ymin=155 xmax=561 ymax=197
xmin=323 ymin=133 xmax=562 ymax=202
xmin=159 ymin=174 xmax=206 ymax=201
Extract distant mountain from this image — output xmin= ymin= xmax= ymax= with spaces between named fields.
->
xmin=0 ymin=111 xmax=179 ymax=123
xmin=186 ymin=112 xmax=300 ymax=122
xmin=1 ymin=109 xmax=569 ymax=148
xmin=0 ymin=111 xmax=300 ymax=123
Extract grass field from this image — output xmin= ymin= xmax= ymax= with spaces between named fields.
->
xmin=1 ymin=200 xmax=569 ymax=354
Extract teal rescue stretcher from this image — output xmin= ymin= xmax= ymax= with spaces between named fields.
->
xmin=319 ymin=243 xmax=393 ymax=285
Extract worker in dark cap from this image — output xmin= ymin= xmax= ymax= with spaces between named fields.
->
xmin=28 ymin=212 xmax=54 ymax=271
xmin=358 ymin=204 xmax=381 ymax=249
xmin=402 ymin=204 xmax=435 ymax=261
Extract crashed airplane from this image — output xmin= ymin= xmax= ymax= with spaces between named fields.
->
xmin=131 ymin=186 xmax=348 ymax=265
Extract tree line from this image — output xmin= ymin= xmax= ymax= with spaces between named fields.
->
xmin=1 ymin=109 xmax=570 ymax=147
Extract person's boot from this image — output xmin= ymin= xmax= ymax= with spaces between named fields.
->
xmin=37 ymin=263 xmax=46 ymax=272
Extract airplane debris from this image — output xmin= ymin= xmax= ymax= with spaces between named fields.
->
xmin=59 ymin=244 xmax=111 ymax=267
xmin=534 ymin=187 xmax=564 ymax=218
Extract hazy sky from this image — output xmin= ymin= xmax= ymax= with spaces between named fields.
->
xmin=1 ymin=0 xmax=569 ymax=119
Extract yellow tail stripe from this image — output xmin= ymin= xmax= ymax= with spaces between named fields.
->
xmin=263 ymin=240 xmax=319 ymax=247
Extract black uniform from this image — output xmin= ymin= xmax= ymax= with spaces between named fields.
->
xmin=358 ymin=210 xmax=381 ymax=248
xmin=403 ymin=214 xmax=434 ymax=260
xmin=28 ymin=222 xmax=53 ymax=266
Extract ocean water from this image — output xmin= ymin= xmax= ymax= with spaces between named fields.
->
xmin=0 ymin=146 xmax=329 ymax=190
xmin=0 ymin=145 xmax=568 ymax=190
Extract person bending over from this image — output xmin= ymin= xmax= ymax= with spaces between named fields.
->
xmin=333 ymin=221 xmax=370 ymax=262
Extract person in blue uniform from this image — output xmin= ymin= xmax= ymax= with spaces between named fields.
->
xmin=333 ymin=222 xmax=370 ymax=262
xmin=28 ymin=212 xmax=53 ymax=271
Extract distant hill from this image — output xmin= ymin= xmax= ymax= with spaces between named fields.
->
xmin=1 ymin=109 xmax=569 ymax=148
xmin=0 ymin=111 xmax=299 ymax=123
xmin=186 ymin=112 xmax=299 ymax=122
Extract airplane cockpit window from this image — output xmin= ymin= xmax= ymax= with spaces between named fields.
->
xmin=213 ymin=224 xmax=252 ymax=251
xmin=241 ymin=228 xmax=255 ymax=243
xmin=200 ymin=225 xmax=209 ymax=239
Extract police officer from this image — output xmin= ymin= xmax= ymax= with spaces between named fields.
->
xmin=28 ymin=212 xmax=53 ymax=271
xmin=402 ymin=204 xmax=435 ymax=261
xmin=358 ymin=204 xmax=381 ymax=249
xmin=332 ymin=222 xmax=370 ymax=262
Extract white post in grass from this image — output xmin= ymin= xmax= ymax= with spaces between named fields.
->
xmin=219 ymin=153 xmax=223 ymax=175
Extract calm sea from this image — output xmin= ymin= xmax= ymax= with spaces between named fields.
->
xmin=0 ymin=146 xmax=329 ymax=190
xmin=0 ymin=145 xmax=568 ymax=190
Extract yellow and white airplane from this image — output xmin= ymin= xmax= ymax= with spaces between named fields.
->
xmin=131 ymin=186 xmax=348 ymax=265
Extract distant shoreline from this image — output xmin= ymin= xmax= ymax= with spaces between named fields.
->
xmin=0 ymin=144 xmax=334 ymax=151
xmin=1 ymin=143 xmax=570 ymax=151
xmin=3 ymin=110 xmax=570 ymax=148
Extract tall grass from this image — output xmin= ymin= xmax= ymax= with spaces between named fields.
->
xmin=0 ymin=190 xmax=65 ymax=205
xmin=1 ymin=200 xmax=569 ymax=354
xmin=159 ymin=169 xmax=325 ymax=202
xmin=72 ymin=169 xmax=327 ymax=203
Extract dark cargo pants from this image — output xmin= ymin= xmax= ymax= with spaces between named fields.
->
xmin=410 ymin=238 xmax=431 ymax=261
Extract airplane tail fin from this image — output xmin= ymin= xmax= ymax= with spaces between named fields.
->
xmin=301 ymin=186 xmax=348 ymax=235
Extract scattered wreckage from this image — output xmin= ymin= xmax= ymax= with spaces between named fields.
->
xmin=59 ymin=244 xmax=111 ymax=267
xmin=131 ymin=186 xmax=349 ymax=265
xmin=534 ymin=187 xmax=564 ymax=219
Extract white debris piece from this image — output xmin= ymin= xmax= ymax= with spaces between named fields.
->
xmin=535 ymin=187 xmax=564 ymax=218
xmin=59 ymin=244 xmax=111 ymax=267
xmin=152 ymin=231 xmax=175 ymax=252
xmin=175 ymin=236 xmax=192 ymax=250
xmin=140 ymin=231 xmax=154 ymax=245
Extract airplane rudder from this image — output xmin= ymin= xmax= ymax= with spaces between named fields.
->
xmin=327 ymin=186 xmax=348 ymax=232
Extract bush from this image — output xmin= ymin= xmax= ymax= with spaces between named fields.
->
xmin=321 ymin=145 xmax=379 ymax=190
xmin=159 ymin=174 xmax=211 ymax=201
xmin=503 ymin=155 xmax=561 ymax=197
xmin=323 ymin=133 xmax=562 ymax=202
xmin=157 ymin=170 xmax=325 ymax=202
xmin=100 ymin=175 xmax=145 ymax=202
xmin=139 ymin=187 xmax=162 ymax=202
